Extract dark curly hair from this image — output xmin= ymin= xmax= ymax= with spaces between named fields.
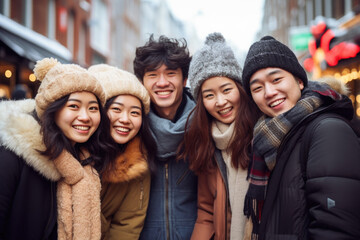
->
xmin=133 ymin=34 xmax=191 ymax=81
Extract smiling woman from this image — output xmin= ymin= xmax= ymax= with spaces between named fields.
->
xmin=179 ymin=32 xmax=259 ymax=240
xmin=0 ymin=57 xmax=117 ymax=240
xmin=88 ymin=64 xmax=156 ymax=240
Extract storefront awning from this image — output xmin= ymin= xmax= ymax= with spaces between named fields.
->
xmin=0 ymin=15 xmax=72 ymax=63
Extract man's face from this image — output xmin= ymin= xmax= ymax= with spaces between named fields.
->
xmin=249 ymin=67 xmax=304 ymax=117
xmin=143 ymin=64 xmax=186 ymax=120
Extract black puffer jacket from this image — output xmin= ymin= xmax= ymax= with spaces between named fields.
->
xmin=0 ymin=100 xmax=60 ymax=240
xmin=258 ymin=93 xmax=360 ymax=239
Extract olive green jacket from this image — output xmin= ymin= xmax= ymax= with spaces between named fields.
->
xmin=100 ymin=137 xmax=151 ymax=240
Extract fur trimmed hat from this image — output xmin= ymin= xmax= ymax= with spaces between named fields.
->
xmin=188 ymin=32 xmax=242 ymax=100
xmin=88 ymin=64 xmax=151 ymax=114
xmin=34 ymin=58 xmax=106 ymax=118
xmin=242 ymin=36 xmax=308 ymax=97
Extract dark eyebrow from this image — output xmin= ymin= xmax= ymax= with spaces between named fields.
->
xmin=67 ymin=98 xmax=81 ymax=103
xmin=112 ymin=102 xmax=141 ymax=110
xmin=250 ymin=69 xmax=283 ymax=86
xmin=67 ymin=99 xmax=98 ymax=105
xmin=202 ymin=82 xmax=232 ymax=94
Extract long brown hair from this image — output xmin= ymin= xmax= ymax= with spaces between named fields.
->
xmin=178 ymin=81 xmax=259 ymax=174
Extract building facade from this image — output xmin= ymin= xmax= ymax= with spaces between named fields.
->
xmin=0 ymin=0 xmax=92 ymax=99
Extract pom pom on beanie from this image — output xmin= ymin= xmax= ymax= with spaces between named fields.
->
xmin=188 ymin=32 xmax=242 ymax=100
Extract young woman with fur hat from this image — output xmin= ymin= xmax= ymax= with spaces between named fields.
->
xmin=88 ymin=64 xmax=156 ymax=240
xmin=178 ymin=32 xmax=259 ymax=240
xmin=0 ymin=58 xmax=116 ymax=240
xmin=242 ymin=36 xmax=360 ymax=240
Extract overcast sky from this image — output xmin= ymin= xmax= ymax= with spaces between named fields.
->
xmin=166 ymin=0 xmax=265 ymax=54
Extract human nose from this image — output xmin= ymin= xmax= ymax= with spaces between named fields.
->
xmin=215 ymin=94 xmax=227 ymax=107
xmin=264 ymin=84 xmax=277 ymax=99
xmin=156 ymin=74 xmax=170 ymax=87
xmin=119 ymin=111 xmax=130 ymax=124
xmin=77 ymin=108 xmax=90 ymax=122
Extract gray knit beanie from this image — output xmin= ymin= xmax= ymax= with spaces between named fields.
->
xmin=242 ymin=36 xmax=308 ymax=97
xmin=188 ymin=32 xmax=242 ymax=100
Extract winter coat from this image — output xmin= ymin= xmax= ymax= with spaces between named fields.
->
xmin=191 ymin=150 xmax=231 ymax=240
xmin=258 ymin=85 xmax=360 ymax=239
xmin=100 ymin=137 xmax=151 ymax=240
xmin=0 ymin=99 xmax=60 ymax=240
xmin=139 ymin=93 xmax=198 ymax=240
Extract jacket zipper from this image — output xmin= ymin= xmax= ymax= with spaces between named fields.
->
xmin=139 ymin=180 xmax=144 ymax=209
xmin=165 ymin=163 xmax=170 ymax=240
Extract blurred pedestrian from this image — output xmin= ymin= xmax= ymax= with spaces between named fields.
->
xmin=89 ymin=64 xmax=157 ymax=240
xmin=133 ymin=34 xmax=197 ymax=240
xmin=11 ymin=84 xmax=32 ymax=100
xmin=179 ymin=32 xmax=258 ymax=240
xmin=242 ymin=36 xmax=360 ymax=240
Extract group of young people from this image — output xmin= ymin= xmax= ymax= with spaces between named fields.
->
xmin=0 ymin=32 xmax=359 ymax=240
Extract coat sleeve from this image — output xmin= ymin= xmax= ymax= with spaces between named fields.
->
xmin=0 ymin=146 xmax=22 ymax=239
xmin=105 ymin=172 xmax=151 ymax=240
xmin=191 ymin=172 xmax=215 ymax=240
xmin=306 ymin=118 xmax=360 ymax=239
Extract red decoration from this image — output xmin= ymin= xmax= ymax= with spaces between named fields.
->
xmin=304 ymin=18 xmax=360 ymax=72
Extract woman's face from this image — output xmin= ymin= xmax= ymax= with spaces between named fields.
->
xmin=201 ymin=76 xmax=241 ymax=124
xmin=107 ymin=95 xmax=142 ymax=144
xmin=55 ymin=91 xmax=101 ymax=145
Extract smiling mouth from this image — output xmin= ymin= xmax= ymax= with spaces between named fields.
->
xmin=218 ymin=107 xmax=232 ymax=115
xmin=269 ymin=99 xmax=285 ymax=108
xmin=73 ymin=126 xmax=90 ymax=131
xmin=156 ymin=90 xmax=172 ymax=96
xmin=115 ymin=127 xmax=130 ymax=133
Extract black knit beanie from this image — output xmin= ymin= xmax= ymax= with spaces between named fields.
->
xmin=242 ymin=36 xmax=308 ymax=97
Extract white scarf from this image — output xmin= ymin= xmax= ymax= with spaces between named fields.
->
xmin=212 ymin=120 xmax=249 ymax=240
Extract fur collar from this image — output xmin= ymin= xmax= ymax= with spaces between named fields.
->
xmin=317 ymin=76 xmax=349 ymax=96
xmin=102 ymin=136 xmax=148 ymax=183
xmin=0 ymin=99 xmax=61 ymax=181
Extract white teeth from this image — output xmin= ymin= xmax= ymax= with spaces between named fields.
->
xmin=219 ymin=108 xmax=231 ymax=114
xmin=74 ymin=126 xmax=89 ymax=131
xmin=270 ymin=99 xmax=284 ymax=107
xmin=157 ymin=91 xmax=171 ymax=95
xmin=115 ymin=127 xmax=130 ymax=132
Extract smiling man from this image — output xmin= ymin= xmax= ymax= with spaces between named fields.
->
xmin=242 ymin=36 xmax=360 ymax=240
xmin=133 ymin=35 xmax=197 ymax=240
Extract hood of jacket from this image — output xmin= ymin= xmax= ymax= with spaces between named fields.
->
xmin=317 ymin=76 xmax=349 ymax=96
xmin=101 ymin=136 xmax=148 ymax=183
xmin=0 ymin=99 xmax=61 ymax=181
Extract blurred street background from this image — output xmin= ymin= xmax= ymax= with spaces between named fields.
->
xmin=0 ymin=0 xmax=359 ymax=125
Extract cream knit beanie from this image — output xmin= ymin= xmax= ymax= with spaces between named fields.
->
xmin=88 ymin=64 xmax=150 ymax=114
xmin=34 ymin=58 xmax=105 ymax=118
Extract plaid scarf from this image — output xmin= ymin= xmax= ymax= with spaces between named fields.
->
xmin=244 ymin=81 xmax=342 ymax=238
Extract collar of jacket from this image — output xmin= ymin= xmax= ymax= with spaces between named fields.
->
xmin=0 ymin=99 xmax=61 ymax=181
xmin=101 ymin=136 xmax=148 ymax=183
